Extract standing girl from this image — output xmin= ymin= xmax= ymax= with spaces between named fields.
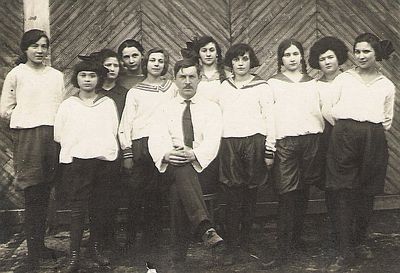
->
xmin=191 ymin=36 xmax=230 ymax=195
xmin=98 ymin=48 xmax=129 ymax=118
xmin=193 ymin=35 xmax=228 ymax=103
xmin=0 ymin=29 xmax=64 ymax=269
xmin=97 ymin=49 xmax=128 ymax=249
xmin=265 ymin=39 xmax=324 ymax=268
xmin=325 ymin=33 xmax=395 ymax=272
xmin=54 ymin=61 xmax=119 ymax=272
xmin=218 ymin=43 xmax=275 ymax=265
xmin=118 ymin=48 xmax=175 ymax=250
xmin=308 ymin=36 xmax=349 ymax=249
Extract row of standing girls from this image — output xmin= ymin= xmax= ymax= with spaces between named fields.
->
xmin=0 ymin=29 xmax=395 ymax=273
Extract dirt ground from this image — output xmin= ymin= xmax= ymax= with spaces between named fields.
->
xmin=1 ymin=210 xmax=400 ymax=273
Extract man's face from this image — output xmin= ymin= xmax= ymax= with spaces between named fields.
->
xmin=121 ymin=46 xmax=142 ymax=72
xmin=175 ymin=66 xmax=200 ymax=100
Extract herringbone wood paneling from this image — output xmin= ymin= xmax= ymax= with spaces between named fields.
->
xmin=142 ymin=0 xmax=230 ymax=76
xmin=230 ymin=0 xmax=317 ymax=79
xmin=0 ymin=0 xmax=24 ymax=208
xmin=0 ymin=0 xmax=23 ymax=72
xmin=50 ymin=0 xmax=142 ymax=97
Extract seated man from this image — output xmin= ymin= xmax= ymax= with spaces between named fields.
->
xmin=148 ymin=58 xmax=223 ymax=272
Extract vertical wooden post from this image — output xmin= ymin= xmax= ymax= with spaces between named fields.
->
xmin=23 ymin=0 xmax=50 ymax=34
xmin=23 ymin=0 xmax=51 ymax=63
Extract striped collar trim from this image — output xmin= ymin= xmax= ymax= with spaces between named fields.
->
xmin=225 ymin=74 xmax=267 ymax=89
xmin=134 ymin=79 xmax=173 ymax=92
xmin=269 ymin=73 xmax=313 ymax=83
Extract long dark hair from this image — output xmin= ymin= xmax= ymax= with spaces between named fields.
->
xmin=16 ymin=29 xmax=49 ymax=65
xmin=277 ymin=39 xmax=307 ymax=74
xmin=194 ymin=36 xmax=227 ymax=81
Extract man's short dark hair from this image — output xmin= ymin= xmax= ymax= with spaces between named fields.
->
xmin=309 ymin=36 xmax=348 ymax=69
xmin=224 ymin=43 xmax=260 ymax=69
xmin=117 ymin=39 xmax=145 ymax=57
xmin=173 ymin=58 xmax=201 ymax=78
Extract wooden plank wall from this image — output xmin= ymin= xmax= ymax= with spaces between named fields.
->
xmin=0 ymin=0 xmax=24 ymax=209
xmin=0 ymin=0 xmax=399 ymax=210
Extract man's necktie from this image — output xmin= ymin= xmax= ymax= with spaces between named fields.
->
xmin=182 ymin=100 xmax=194 ymax=148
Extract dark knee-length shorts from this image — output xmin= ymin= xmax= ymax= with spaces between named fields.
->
xmin=12 ymin=126 xmax=59 ymax=190
xmin=273 ymin=133 xmax=321 ymax=194
xmin=219 ymin=134 xmax=268 ymax=188
xmin=325 ymin=119 xmax=388 ymax=195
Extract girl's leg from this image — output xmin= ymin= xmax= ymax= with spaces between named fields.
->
xmin=277 ymin=191 xmax=296 ymax=261
xmin=65 ymin=195 xmax=88 ymax=273
xmin=353 ymin=192 xmax=374 ymax=260
xmin=65 ymin=159 xmax=93 ymax=271
xmin=142 ymin=188 xmax=163 ymax=248
xmin=222 ymin=185 xmax=242 ymax=263
xmin=292 ymin=187 xmax=310 ymax=249
xmin=239 ymin=187 xmax=257 ymax=251
xmin=354 ymin=193 xmax=374 ymax=245
xmin=24 ymin=184 xmax=50 ymax=265
xmin=88 ymin=160 xmax=112 ymax=265
xmin=325 ymin=190 xmax=339 ymax=249
xmin=335 ymin=189 xmax=355 ymax=259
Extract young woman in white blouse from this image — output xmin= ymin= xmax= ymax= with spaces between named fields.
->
xmin=325 ymin=33 xmax=395 ymax=272
xmin=54 ymin=61 xmax=119 ymax=272
xmin=118 ymin=48 xmax=175 ymax=250
xmin=0 ymin=29 xmax=64 ymax=270
xmin=308 ymin=36 xmax=349 ymax=250
xmin=218 ymin=43 xmax=275 ymax=265
xmin=263 ymin=39 xmax=324 ymax=269
xmin=193 ymin=36 xmax=229 ymax=103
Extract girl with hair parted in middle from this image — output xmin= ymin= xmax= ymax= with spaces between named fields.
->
xmin=192 ymin=35 xmax=230 ymax=103
xmin=118 ymin=47 xmax=176 ymax=251
xmin=263 ymin=39 xmax=324 ymax=269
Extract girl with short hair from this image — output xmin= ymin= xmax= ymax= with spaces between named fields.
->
xmin=0 ymin=29 xmax=65 ymax=270
xmin=55 ymin=61 xmax=119 ymax=272
xmin=308 ymin=36 xmax=349 ymax=250
xmin=218 ymin=43 xmax=275 ymax=265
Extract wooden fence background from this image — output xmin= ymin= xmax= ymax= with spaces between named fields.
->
xmin=0 ymin=0 xmax=399 ymax=211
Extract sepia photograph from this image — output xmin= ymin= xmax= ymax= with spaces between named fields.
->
xmin=0 ymin=0 xmax=399 ymax=272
